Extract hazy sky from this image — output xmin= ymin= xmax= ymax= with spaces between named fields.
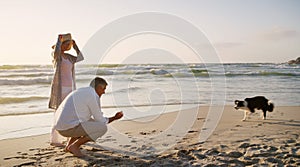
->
xmin=0 ymin=0 xmax=299 ymax=64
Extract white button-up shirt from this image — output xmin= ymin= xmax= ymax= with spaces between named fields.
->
xmin=54 ymin=86 xmax=108 ymax=131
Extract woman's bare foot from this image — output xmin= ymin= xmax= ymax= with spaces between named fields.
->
xmin=68 ymin=144 xmax=84 ymax=157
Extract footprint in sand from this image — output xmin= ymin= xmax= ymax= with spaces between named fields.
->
xmin=188 ymin=130 xmax=198 ymax=133
xmin=122 ymin=145 xmax=131 ymax=148
xmin=139 ymin=130 xmax=157 ymax=135
xmin=15 ymin=160 xmax=36 ymax=166
xmin=131 ymin=140 xmax=137 ymax=143
xmin=130 ymin=147 xmax=137 ymax=150
xmin=139 ymin=132 xmax=147 ymax=135
xmin=291 ymin=133 xmax=299 ymax=139
xmin=286 ymin=139 xmax=296 ymax=143
xmin=3 ymin=156 xmax=25 ymax=160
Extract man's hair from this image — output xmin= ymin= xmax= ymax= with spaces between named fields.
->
xmin=90 ymin=77 xmax=108 ymax=89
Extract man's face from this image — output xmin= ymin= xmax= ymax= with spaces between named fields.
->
xmin=96 ymin=85 xmax=106 ymax=97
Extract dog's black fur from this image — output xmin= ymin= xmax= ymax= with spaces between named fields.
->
xmin=234 ymin=96 xmax=274 ymax=121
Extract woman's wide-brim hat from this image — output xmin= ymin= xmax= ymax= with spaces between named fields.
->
xmin=51 ymin=33 xmax=72 ymax=49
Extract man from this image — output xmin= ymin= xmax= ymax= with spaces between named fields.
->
xmin=54 ymin=77 xmax=123 ymax=157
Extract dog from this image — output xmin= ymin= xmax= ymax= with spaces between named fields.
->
xmin=234 ymin=96 xmax=274 ymax=121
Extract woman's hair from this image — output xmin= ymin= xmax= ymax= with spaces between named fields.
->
xmin=90 ymin=77 xmax=108 ymax=89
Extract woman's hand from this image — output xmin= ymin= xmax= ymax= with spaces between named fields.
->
xmin=72 ymin=40 xmax=80 ymax=51
xmin=58 ymin=35 xmax=63 ymax=42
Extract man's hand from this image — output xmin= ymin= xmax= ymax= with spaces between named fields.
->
xmin=114 ymin=111 xmax=123 ymax=120
xmin=108 ymin=111 xmax=123 ymax=123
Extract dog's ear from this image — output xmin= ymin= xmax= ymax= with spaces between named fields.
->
xmin=234 ymin=100 xmax=239 ymax=104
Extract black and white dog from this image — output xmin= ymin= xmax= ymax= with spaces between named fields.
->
xmin=234 ymin=96 xmax=274 ymax=121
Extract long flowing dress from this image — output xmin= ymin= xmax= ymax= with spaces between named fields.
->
xmin=49 ymin=39 xmax=84 ymax=145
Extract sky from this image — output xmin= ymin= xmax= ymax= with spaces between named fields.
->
xmin=0 ymin=0 xmax=299 ymax=64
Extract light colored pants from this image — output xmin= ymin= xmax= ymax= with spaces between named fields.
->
xmin=58 ymin=120 xmax=108 ymax=141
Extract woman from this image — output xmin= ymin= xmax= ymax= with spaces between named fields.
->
xmin=49 ymin=33 xmax=84 ymax=146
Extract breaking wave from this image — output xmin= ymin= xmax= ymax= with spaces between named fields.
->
xmin=0 ymin=96 xmax=48 ymax=104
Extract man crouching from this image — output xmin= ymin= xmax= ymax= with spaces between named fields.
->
xmin=54 ymin=77 xmax=123 ymax=157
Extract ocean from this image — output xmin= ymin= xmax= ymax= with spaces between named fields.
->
xmin=0 ymin=63 xmax=299 ymax=139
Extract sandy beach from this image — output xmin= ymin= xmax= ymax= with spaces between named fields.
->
xmin=1 ymin=0 xmax=299 ymax=166
xmin=1 ymin=105 xmax=299 ymax=166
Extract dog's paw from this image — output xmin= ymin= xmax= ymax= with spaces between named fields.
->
xmin=241 ymin=119 xmax=246 ymax=122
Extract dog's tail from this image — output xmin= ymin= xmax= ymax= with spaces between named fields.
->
xmin=267 ymin=101 xmax=274 ymax=112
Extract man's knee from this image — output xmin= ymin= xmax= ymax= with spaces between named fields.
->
xmin=98 ymin=123 xmax=108 ymax=137
xmin=86 ymin=122 xmax=107 ymax=141
xmin=103 ymin=124 xmax=108 ymax=134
